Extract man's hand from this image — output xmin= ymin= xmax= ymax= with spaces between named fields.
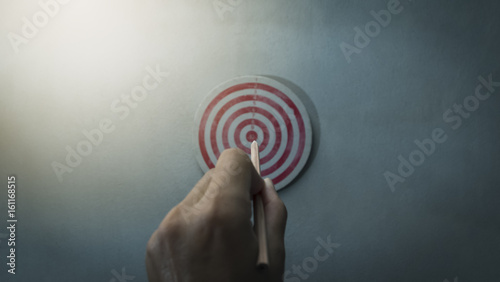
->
xmin=146 ymin=148 xmax=288 ymax=282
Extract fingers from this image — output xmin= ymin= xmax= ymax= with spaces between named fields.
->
xmin=177 ymin=148 xmax=265 ymax=225
xmin=261 ymin=178 xmax=287 ymax=267
xmin=261 ymin=179 xmax=287 ymax=236
xmin=214 ymin=148 xmax=265 ymax=202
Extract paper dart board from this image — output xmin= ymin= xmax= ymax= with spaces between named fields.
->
xmin=194 ymin=76 xmax=312 ymax=190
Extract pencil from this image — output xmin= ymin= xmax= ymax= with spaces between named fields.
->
xmin=251 ymin=140 xmax=269 ymax=269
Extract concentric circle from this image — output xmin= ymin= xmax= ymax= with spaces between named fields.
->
xmin=193 ymin=76 xmax=312 ymax=190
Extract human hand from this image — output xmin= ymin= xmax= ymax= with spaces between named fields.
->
xmin=146 ymin=148 xmax=288 ymax=282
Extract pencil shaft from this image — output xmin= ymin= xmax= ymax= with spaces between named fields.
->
xmin=251 ymin=141 xmax=269 ymax=269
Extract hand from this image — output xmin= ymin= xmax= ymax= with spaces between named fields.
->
xmin=146 ymin=148 xmax=288 ymax=282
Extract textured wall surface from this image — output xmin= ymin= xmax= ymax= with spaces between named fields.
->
xmin=1 ymin=0 xmax=499 ymax=281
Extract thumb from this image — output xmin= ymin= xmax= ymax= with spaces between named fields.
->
xmin=261 ymin=178 xmax=287 ymax=272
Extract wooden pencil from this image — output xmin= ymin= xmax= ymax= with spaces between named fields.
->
xmin=251 ymin=140 xmax=269 ymax=269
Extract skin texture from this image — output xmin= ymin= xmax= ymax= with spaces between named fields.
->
xmin=146 ymin=148 xmax=288 ymax=282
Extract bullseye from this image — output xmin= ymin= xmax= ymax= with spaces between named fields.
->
xmin=193 ymin=76 xmax=312 ymax=190
xmin=246 ymin=130 xmax=257 ymax=143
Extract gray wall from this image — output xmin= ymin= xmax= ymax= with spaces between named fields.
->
xmin=1 ymin=0 xmax=499 ymax=281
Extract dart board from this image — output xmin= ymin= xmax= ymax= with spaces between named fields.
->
xmin=194 ymin=76 xmax=312 ymax=190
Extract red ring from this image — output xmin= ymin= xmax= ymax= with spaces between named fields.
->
xmin=198 ymin=83 xmax=306 ymax=184
xmin=221 ymin=106 xmax=282 ymax=163
xmin=217 ymin=99 xmax=290 ymax=168
xmin=233 ymin=118 xmax=270 ymax=154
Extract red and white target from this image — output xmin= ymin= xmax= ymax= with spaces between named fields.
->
xmin=194 ymin=76 xmax=312 ymax=190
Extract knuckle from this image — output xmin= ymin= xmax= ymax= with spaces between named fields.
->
xmin=158 ymin=207 xmax=185 ymax=238
xmin=146 ymin=231 xmax=161 ymax=255
xmin=221 ymin=147 xmax=245 ymax=158
xmin=203 ymin=168 xmax=216 ymax=183
xmin=219 ymin=148 xmax=251 ymax=166
xmin=150 ymin=208 xmax=188 ymax=255
xmin=204 ymin=179 xmax=221 ymax=199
